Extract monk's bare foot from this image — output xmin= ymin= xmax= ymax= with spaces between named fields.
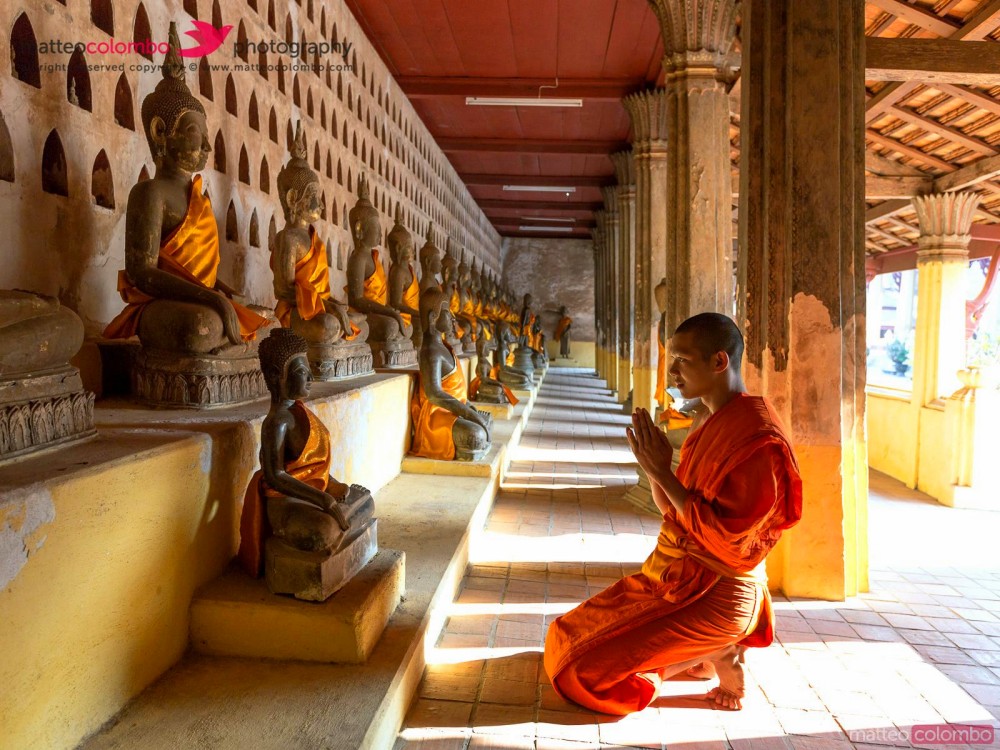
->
xmin=705 ymin=645 xmax=746 ymax=710
xmin=685 ymin=661 xmax=716 ymax=679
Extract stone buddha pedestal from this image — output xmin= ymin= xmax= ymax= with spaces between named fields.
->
xmin=102 ymin=25 xmax=271 ymax=408
xmin=272 ymin=123 xmax=373 ymax=381
xmin=0 ymin=290 xmax=96 ymax=461
xmin=345 ymin=176 xmax=417 ymax=369
xmin=239 ymin=328 xmax=377 ymax=601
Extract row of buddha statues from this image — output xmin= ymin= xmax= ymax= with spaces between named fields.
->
xmin=0 ymin=27 xmax=562 ymax=602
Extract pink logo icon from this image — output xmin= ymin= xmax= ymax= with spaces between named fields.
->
xmin=179 ymin=20 xmax=233 ymax=58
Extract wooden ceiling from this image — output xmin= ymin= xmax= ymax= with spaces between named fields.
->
xmin=346 ymin=0 xmax=1000 ymax=257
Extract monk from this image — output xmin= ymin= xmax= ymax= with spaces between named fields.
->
xmin=544 ymin=312 xmax=803 ymax=715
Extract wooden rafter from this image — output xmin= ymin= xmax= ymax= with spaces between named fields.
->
xmin=866 ymin=38 xmax=1000 ymax=86
xmin=866 ymin=0 xmax=960 ymax=35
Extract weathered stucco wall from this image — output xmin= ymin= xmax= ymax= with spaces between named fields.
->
xmin=0 ymin=0 xmax=501 ymax=336
xmin=500 ymin=237 xmax=596 ymax=345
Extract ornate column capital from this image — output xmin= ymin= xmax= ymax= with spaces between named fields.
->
xmin=624 ymin=89 xmax=669 ymax=152
xmin=912 ymin=191 xmax=980 ymax=262
xmin=647 ymin=0 xmax=739 ymax=73
xmin=610 ymin=150 xmax=636 ymax=189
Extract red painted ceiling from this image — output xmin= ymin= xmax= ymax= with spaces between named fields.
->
xmin=344 ymin=0 xmax=664 ymax=239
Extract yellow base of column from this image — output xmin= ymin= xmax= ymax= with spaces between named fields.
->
xmin=632 ymin=364 xmax=656 ymax=415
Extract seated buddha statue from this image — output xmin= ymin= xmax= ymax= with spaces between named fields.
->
xmin=418 ymin=223 xmax=442 ymax=294
xmin=238 ymin=327 xmax=376 ymax=601
xmin=555 ymin=304 xmax=573 ymax=359
xmin=0 ymin=290 xmax=95 ymax=460
xmin=387 ymin=205 xmax=422 ymax=350
xmin=531 ymin=316 xmax=547 ymax=368
xmin=102 ymin=24 xmax=270 ymax=406
xmin=105 ymin=25 xmax=267 ymax=352
xmin=439 ymin=238 xmax=464 ymax=351
xmin=346 ymin=176 xmax=416 ymax=368
xmin=271 ymin=123 xmax=371 ymax=380
xmin=468 ymin=319 xmax=517 ymax=407
xmin=410 ymin=288 xmax=492 ymax=461
xmin=456 ymin=253 xmax=478 ymax=353
xmin=494 ymin=317 xmax=532 ymax=390
xmin=511 ymin=293 xmax=536 ymax=378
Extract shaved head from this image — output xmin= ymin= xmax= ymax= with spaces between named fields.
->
xmin=674 ymin=313 xmax=744 ymax=371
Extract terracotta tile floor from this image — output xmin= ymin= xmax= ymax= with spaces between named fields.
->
xmin=396 ymin=370 xmax=1000 ymax=750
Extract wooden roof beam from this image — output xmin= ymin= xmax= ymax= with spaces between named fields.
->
xmin=866 ymin=37 xmax=1000 ymax=87
xmin=889 ymin=104 xmax=996 ymax=155
xmin=438 ymin=138 xmax=628 ymax=155
xmin=460 ymin=174 xmax=612 ymax=188
xmin=398 ymin=76 xmax=646 ymax=101
xmin=932 ymin=82 xmax=1000 ymax=118
xmin=866 ymin=0 xmax=959 ymax=36
xmin=865 ymin=0 xmax=1000 ymax=123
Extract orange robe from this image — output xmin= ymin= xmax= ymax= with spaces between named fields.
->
xmin=274 ymin=228 xmax=358 ymax=339
xmin=450 ymin=289 xmax=466 ymax=338
xmin=363 ymin=249 xmax=389 ymax=305
xmin=468 ymin=374 xmax=519 ymax=406
xmin=409 ymin=343 xmax=469 ymax=461
xmin=555 ymin=316 xmax=572 ymax=341
xmin=104 ymin=175 xmax=268 ymax=341
xmin=398 ymin=264 xmax=420 ymax=327
xmin=237 ymin=401 xmax=332 ymax=577
xmin=544 ymin=394 xmax=803 ymax=715
xmin=655 ymin=339 xmax=666 ymax=408
xmin=461 ymin=294 xmax=478 ymax=341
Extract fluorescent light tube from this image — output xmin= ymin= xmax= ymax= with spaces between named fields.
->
xmin=519 ymin=217 xmax=576 ymax=223
xmin=502 ymin=185 xmax=577 ymax=193
xmin=466 ymin=97 xmax=583 ymax=108
xmin=517 ymin=226 xmax=572 ymax=232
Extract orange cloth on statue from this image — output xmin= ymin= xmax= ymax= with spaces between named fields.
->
xmin=655 ymin=339 xmax=666 ymax=408
xmin=398 ymin=264 xmax=420 ymax=327
xmin=363 ymin=249 xmax=389 ymax=305
xmin=273 ymin=228 xmax=359 ymax=340
xmin=409 ymin=344 xmax=469 ymax=461
xmin=237 ymin=401 xmax=332 ymax=577
xmin=104 ymin=175 xmax=268 ymax=341
xmin=556 ymin=316 xmax=572 ymax=341
xmin=544 ymin=394 xmax=803 ymax=715
xmin=450 ymin=289 xmax=466 ymax=338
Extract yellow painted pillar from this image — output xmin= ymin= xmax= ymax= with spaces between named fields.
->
xmin=612 ymin=152 xmax=637 ymax=404
xmin=602 ymin=187 xmax=621 ymax=396
xmin=911 ymin=192 xmax=979 ymax=406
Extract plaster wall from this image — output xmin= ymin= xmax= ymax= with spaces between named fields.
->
xmin=0 ymin=374 xmax=410 ymax=750
xmin=0 ymin=0 xmax=502 ymax=336
xmin=867 ymin=391 xmax=919 ymax=485
xmin=500 ymin=237 xmax=596 ymax=347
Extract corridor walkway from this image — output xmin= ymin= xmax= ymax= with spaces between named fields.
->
xmin=396 ymin=370 xmax=1000 ymax=750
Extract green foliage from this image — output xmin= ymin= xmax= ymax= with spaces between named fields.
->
xmin=887 ymin=338 xmax=909 ymax=365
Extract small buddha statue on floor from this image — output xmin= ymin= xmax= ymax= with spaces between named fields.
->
xmin=238 ymin=327 xmax=377 ymax=601
xmin=555 ymin=305 xmax=573 ymax=359
xmin=418 ymin=223 xmax=442 ymax=295
xmin=102 ymin=24 xmax=271 ymax=407
xmin=511 ymin=293 xmax=536 ymax=379
xmin=0 ymin=290 xmax=96 ymax=461
xmin=410 ymin=288 xmax=492 ymax=461
xmin=387 ymin=205 xmax=422 ymax=350
xmin=346 ymin=175 xmax=416 ymax=368
xmin=272 ymin=123 xmax=372 ymax=380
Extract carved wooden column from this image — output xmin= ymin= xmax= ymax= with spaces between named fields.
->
xmin=737 ymin=0 xmax=868 ymax=600
xmin=611 ymin=151 xmax=636 ymax=404
xmin=601 ymin=186 xmax=621 ymax=394
xmin=592 ymin=217 xmax=608 ymax=380
xmin=625 ymin=91 xmax=670 ymax=414
xmin=648 ymin=0 xmax=737 ymax=331
xmin=911 ymin=192 xmax=979 ymax=406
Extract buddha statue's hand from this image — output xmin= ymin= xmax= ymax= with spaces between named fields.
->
xmin=319 ymin=492 xmax=351 ymax=532
xmin=212 ymin=289 xmax=243 ymax=345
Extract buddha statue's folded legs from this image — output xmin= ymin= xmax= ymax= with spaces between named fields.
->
xmin=268 ymin=481 xmax=375 ymax=554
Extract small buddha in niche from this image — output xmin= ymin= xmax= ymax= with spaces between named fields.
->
xmin=387 ymin=205 xmax=421 ymax=349
xmin=346 ymin=175 xmax=416 ymax=368
xmin=104 ymin=23 xmax=267 ymax=355
xmin=239 ymin=327 xmax=376 ymax=601
xmin=271 ymin=123 xmax=370 ymax=378
xmin=410 ymin=288 xmax=492 ymax=461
